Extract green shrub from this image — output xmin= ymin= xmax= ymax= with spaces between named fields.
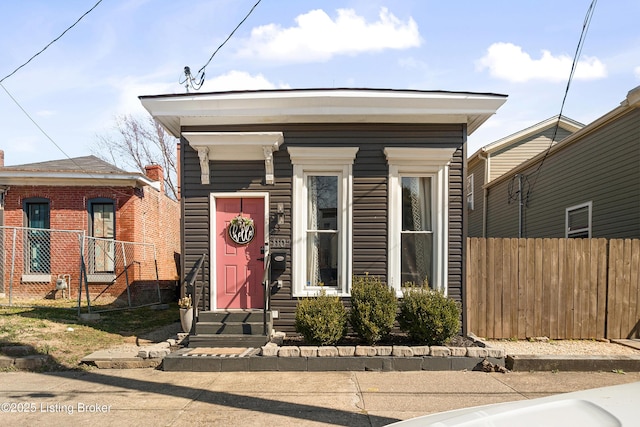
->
xmin=349 ymin=274 xmax=398 ymax=344
xmin=398 ymin=285 xmax=461 ymax=345
xmin=294 ymin=289 xmax=347 ymax=345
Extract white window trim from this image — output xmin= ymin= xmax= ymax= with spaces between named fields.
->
xmin=385 ymin=147 xmax=455 ymax=296
xmin=289 ymin=147 xmax=358 ymax=297
xmin=565 ymin=201 xmax=592 ymax=238
xmin=209 ymin=192 xmax=270 ymax=311
xmin=467 ymin=173 xmax=474 ymax=210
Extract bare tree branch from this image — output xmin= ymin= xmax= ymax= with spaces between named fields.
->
xmin=92 ymin=114 xmax=178 ymax=199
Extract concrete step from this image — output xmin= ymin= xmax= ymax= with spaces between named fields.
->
xmin=188 ymin=334 xmax=270 ymax=348
xmin=195 ymin=321 xmax=270 ymax=335
xmin=197 ymin=310 xmax=270 ymax=323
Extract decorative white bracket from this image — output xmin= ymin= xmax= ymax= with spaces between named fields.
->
xmin=263 ymin=146 xmax=276 ymax=185
xmin=184 ymin=132 xmax=284 ymax=186
xmin=196 ymin=147 xmax=210 ymax=185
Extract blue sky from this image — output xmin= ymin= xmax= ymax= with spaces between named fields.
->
xmin=1 ymin=0 xmax=639 ymax=167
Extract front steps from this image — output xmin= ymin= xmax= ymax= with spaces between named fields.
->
xmin=187 ymin=310 xmax=272 ymax=348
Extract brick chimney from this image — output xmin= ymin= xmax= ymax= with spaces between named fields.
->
xmin=144 ymin=164 xmax=164 ymax=193
xmin=0 ymin=150 xmax=4 ymax=167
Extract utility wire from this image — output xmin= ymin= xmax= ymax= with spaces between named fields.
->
xmin=1 ymin=81 xmax=154 ymax=199
xmin=1 ymin=82 xmax=75 ymax=163
xmin=181 ymin=0 xmax=263 ymax=90
xmin=526 ymin=0 xmax=598 ymax=195
xmin=0 ymin=0 xmax=104 ymax=84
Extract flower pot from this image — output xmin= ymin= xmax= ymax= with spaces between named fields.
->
xmin=179 ymin=307 xmax=193 ymax=333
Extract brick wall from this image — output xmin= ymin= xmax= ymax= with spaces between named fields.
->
xmin=1 ymin=183 xmax=180 ymax=299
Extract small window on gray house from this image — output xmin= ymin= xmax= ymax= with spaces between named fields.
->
xmin=566 ymin=202 xmax=591 ymax=238
xmin=467 ymin=174 xmax=474 ymax=210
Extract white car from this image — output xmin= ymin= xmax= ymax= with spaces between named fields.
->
xmin=386 ymin=381 xmax=639 ymax=427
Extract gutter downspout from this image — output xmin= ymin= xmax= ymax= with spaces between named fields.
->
xmin=478 ymin=150 xmax=489 ymax=238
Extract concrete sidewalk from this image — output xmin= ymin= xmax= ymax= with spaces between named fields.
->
xmin=1 ymin=369 xmax=639 ymax=426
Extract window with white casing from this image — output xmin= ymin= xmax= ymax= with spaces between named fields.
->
xmin=385 ymin=147 xmax=455 ymax=296
xmin=566 ymin=201 xmax=592 ymax=238
xmin=289 ymin=147 xmax=358 ymax=296
xmin=467 ymin=173 xmax=474 ymax=210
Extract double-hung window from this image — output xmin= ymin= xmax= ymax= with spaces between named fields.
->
xmin=88 ymin=199 xmax=116 ymax=280
xmin=24 ymin=198 xmax=50 ymax=277
xmin=306 ymin=175 xmax=339 ymax=287
xmin=385 ymin=147 xmax=455 ymax=295
xmin=566 ymin=201 xmax=591 ymax=238
xmin=289 ymin=147 xmax=358 ymax=296
xmin=401 ymin=176 xmax=433 ymax=286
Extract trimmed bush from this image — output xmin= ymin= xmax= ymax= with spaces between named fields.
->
xmin=294 ymin=289 xmax=347 ymax=345
xmin=349 ymin=274 xmax=398 ymax=345
xmin=398 ymin=285 xmax=461 ymax=345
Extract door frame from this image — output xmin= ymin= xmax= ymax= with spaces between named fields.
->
xmin=210 ymin=192 xmax=270 ymax=311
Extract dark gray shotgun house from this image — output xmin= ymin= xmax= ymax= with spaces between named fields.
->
xmin=140 ymin=88 xmax=506 ymax=343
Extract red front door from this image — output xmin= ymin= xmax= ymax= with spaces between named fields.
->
xmin=215 ymin=197 xmax=265 ymax=309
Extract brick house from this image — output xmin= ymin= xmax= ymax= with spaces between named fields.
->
xmin=0 ymin=152 xmax=180 ymax=301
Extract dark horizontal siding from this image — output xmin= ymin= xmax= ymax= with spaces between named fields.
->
xmin=180 ymin=123 xmax=466 ymax=323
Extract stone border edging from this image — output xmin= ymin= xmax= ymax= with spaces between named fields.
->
xmin=260 ymin=343 xmax=505 ymax=359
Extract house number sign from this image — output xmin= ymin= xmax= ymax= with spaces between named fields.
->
xmin=228 ymin=216 xmax=255 ymax=245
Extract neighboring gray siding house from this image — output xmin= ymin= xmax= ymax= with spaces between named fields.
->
xmin=481 ymin=86 xmax=639 ymax=239
xmin=140 ymin=88 xmax=506 ymax=336
xmin=467 ymin=115 xmax=584 ymax=237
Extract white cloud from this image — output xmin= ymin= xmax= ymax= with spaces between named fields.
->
xmin=111 ymin=70 xmax=288 ymax=117
xmin=236 ymin=7 xmax=421 ymax=63
xmin=635 ymin=66 xmax=640 ymax=79
xmin=200 ymin=70 xmax=290 ymax=92
xmin=36 ymin=110 xmax=56 ymax=117
xmin=477 ymin=42 xmax=607 ymax=83
xmin=114 ymin=77 xmax=177 ymax=116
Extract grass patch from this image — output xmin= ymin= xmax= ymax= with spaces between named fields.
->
xmin=0 ymin=301 xmax=179 ymax=371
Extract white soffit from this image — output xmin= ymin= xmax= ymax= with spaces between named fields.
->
xmin=140 ymin=90 xmax=507 ymax=136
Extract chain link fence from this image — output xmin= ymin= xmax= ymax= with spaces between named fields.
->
xmin=0 ymin=226 xmax=161 ymax=312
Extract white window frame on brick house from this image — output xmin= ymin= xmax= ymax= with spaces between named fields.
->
xmin=86 ymin=198 xmax=117 ymax=282
xmin=467 ymin=173 xmax=474 ymax=210
xmin=289 ymin=146 xmax=358 ymax=297
xmin=385 ymin=147 xmax=455 ymax=296
xmin=22 ymin=197 xmax=51 ymax=283
xmin=566 ymin=201 xmax=592 ymax=238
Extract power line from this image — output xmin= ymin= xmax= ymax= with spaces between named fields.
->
xmin=1 ymin=83 xmax=150 ymax=199
xmin=0 ymin=0 xmax=133 ymax=196
xmin=180 ymin=0 xmax=263 ymax=91
xmin=1 ymin=82 xmax=76 ymax=163
xmin=0 ymin=0 xmax=104 ymax=84
xmin=526 ymin=0 xmax=598 ymax=195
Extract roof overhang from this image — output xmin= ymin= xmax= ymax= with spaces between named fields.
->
xmin=468 ymin=115 xmax=585 ymax=163
xmin=0 ymin=171 xmax=160 ymax=191
xmin=140 ymin=89 xmax=507 ymax=136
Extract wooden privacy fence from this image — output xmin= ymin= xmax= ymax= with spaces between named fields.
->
xmin=466 ymin=238 xmax=640 ymax=340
